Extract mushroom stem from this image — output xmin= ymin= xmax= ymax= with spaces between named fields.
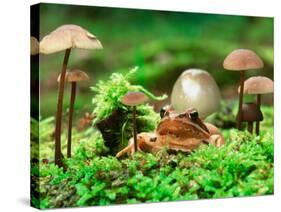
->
xmin=132 ymin=106 xmax=138 ymax=152
xmin=237 ymin=71 xmax=245 ymax=130
xmin=67 ymin=81 xmax=77 ymax=158
xmin=248 ymin=121 xmax=253 ymax=134
xmin=256 ymin=94 xmax=261 ymax=135
xmin=54 ymin=48 xmax=71 ymax=167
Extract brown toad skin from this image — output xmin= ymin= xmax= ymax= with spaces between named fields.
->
xmin=116 ymin=108 xmax=224 ymax=157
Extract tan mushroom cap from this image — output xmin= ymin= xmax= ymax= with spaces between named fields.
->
xmin=238 ymin=76 xmax=273 ymax=94
xmin=40 ymin=24 xmax=103 ymax=54
xmin=241 ymin=103 xmax=263 ymax=122
xmin=57 ymin=69 xmax=89 ymax=83
xmin=121 ymin=91 xmax=149 ymax=106
xmin=223 ymin=49 xmax=264 ymax=71
xmin=30 ymin=36 xmax=39 ymax=55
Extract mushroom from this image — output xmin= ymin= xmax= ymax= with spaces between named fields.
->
xmin=171 ymin=69 xmax=221 ymax=119
xmin=30 ymin=36 xmax=39 ymax=56
xmin=240 ymin=103 xmax=263 ymax=134
xmin=238 ymin=76 xmax=273 ymax=135
xmin=121 ymin=91 xmax=149 ymax=152
xmin=57 ymin=70 xmax=89 ymax=158
xmin=223 ymin=49 xmax=264 ymax=130
xmin=40 ymin=24 xmax=102 ymax=167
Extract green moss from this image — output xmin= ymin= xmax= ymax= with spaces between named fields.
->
xmin=91 ymin=67 xmax=166 ymax=123
xmin=33 ymin=122 xmax=273 ymax=208
xmin=91 ymin=67 xmax=166 ymax=153
xmin=31 ymin=70 xmax=274 ymax=209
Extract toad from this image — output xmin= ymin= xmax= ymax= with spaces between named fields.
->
xmin=116 ymin=107 xmax=224 ymax=157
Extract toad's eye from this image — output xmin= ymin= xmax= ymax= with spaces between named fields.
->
xmin=160 ymin=105 xmax=171 ymax=118
xmin=160 ymin=108 xmax=167 ymax=118
xmin=189 ymin=110 xmax=199 ymax=121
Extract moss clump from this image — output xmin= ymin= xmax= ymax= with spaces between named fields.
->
xmin=91 ymin=67 xmax=167 ymax=154
xmin=35 ymin=127 xmax=273 ymax=208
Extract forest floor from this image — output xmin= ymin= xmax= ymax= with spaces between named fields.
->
xmin=31 ymin=105 xmax=273 ymax=208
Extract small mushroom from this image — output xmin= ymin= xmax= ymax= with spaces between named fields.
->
xmin=121 ymin=91 xmax=149 ymax=152
xmin=58 ymin=70 xmax=89 ymax=158
xmin=40 ymin=24 xmax=102 ymax=167
xmin=171 ymin=69 xmax=221 ymax=119
xmin=30 ymin=36 xmax=39 ymax=56
xmin=238 ymin=76 xmax=273 ymax=135
xmin=240 ymin=103 xmax=263 ymax=134
xmin=223 ymin=49 xmax=264 ymax=130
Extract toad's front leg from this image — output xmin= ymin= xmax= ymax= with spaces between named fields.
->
xmin=205 ymin=122 xmax=224 ymax=147
xmin=116 ymin=132 xmax=161 ymax=158
xmin=208 ymin=134 xmax=224 ymax=147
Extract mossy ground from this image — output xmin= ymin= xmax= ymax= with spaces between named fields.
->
xmin=31 ymin=113 xmax=273 ymax=209
xmin=31 ymin=70 xmax=274 ymax=208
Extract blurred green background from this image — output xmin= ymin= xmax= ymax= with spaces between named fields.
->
xmin=39 ymin=3 xmax=273 ymax=120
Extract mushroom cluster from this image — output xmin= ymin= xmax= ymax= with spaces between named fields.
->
xmin=223 ymin=49 xmax=264 ymax=130
xmin=40 ymin=24 xmax=103 ymax=167
xmin=223 ymin=49 xmax=273 ymax=134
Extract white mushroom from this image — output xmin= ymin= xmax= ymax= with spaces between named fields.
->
xmin=171 ymin=69 xmax=221 ymax=119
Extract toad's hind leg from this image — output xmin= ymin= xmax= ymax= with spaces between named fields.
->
xmin=116 ymin=139 xmax=135 ymax=158
xmin=116 ymin=133 xmax=159 ymax=158
xmin=116 ymin=134 xmax=147 ymax=158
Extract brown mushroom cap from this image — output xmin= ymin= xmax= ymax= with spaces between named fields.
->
xmin=238 ymin=76 xmax=273 ymax=94
xmin=223 ymin=49 xmax=264 ymax=71
xmin=241 ymin=103 xmax=263 ymax=122
xmin=30 ymin=36 xmax=39 ymax=55
xmin=40 ymin=24 xmax=103 ymax=54
xmin=121 ymin=91 xmax=149 ymax=106
xmin=57 ymin=69 xmax=89 ymax=83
